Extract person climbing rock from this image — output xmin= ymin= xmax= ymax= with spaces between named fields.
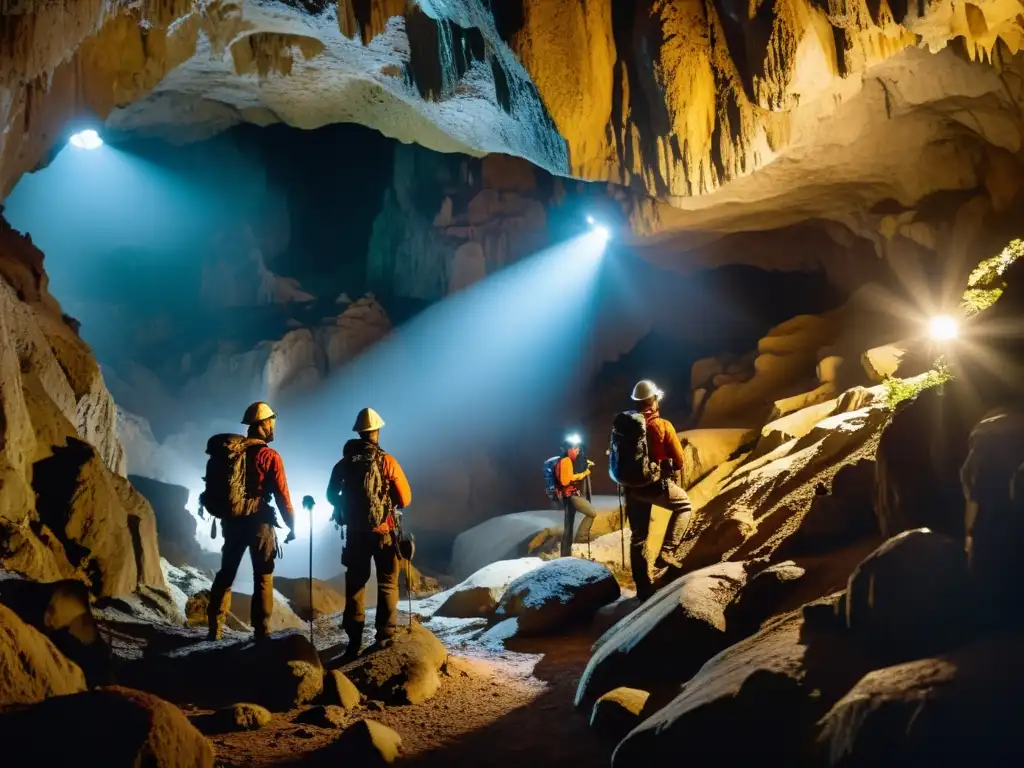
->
xmin=609 ymin=379 xmax=693 ymax=601
xmin=326 ymin=407 xmax=412 ymax=660
xmin=201 ymin=401 xmax=296 ymax=641
xmin=553 ymin=436 xmax=597 ymax=557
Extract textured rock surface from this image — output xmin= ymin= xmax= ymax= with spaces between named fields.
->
xmin=576 ymin=561 xmax=747 ymax=706
xmin=1 ymin=219 xmax=164 ymax=597
xmin=589 ymin=687 xmax=649 ymax=741
xmin=434 ymin=557 xmax=544 ymax=618
xmin=343 ymin=623 xmax=447 ymax=705
xmin=611 ymin=604 xmax=880 ymax=764
xmin=0 ymin=603 xmax=87 ymax=708
xmin=0 ymin=685 xmax=215 ymax=767
xmin=494 ymin=557 xmax=620 ymax=636
xmin=121 ymin=630 xmax=324 ymax=710
xmin=273 ymin=576 xmax=347 ymax=621
xmin=323 ymin=718 xmax=402 ymax=765
xmin=3 ymin=0 xmax=1023 ymax=248
xmin=816 ymin=633 xmax=1024 ymax=765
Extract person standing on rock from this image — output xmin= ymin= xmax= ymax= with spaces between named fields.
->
xmin=554 ymin=436 xmax=597 ymax=557
xmin=201 ymin=401 xmax=297 ymax=641
xmin=326 ymin=407 xmax=412 ymax=660
xmin=611 ymin=380 xmax=693 ymax=601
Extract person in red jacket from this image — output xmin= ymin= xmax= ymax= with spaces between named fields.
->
xmin=555 ymin=436 xmax=597 ymax=557
xmin=326 ymin=407 xmax=412 ymax=659
xmin=625 ymin=380 xmax=693 ymax=600
xmin=207 ymin=401 xmax=297 ymax=640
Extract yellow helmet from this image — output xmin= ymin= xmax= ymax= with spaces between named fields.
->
xmin=242 ymin=401 xmax=276 ymax=426
xmin=631 ymin=379 xmax=664 ymax=402
xmin=353 ymin=407 xmax=385 ymax=433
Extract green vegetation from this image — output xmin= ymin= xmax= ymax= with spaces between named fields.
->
xmin=961 ymin=239 xmax=1023 ymax=315
xmin=882 ymin=360 xmax=952 ymax=409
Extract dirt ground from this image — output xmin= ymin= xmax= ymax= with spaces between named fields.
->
xmin=195 ymin=626 xmax=614 ymax=767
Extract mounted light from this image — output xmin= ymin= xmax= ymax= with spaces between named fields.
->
xmin=928 ymin=314 xmax=959 ymax=341
xmin=566 ymin=433 xmax=582 ymax=446
xmin=69 ymin=129 xmax=103 ymax=150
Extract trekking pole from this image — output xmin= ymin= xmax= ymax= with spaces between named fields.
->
xmin=301 ymin=496 xmax=316 ymax=649
xmin=618 ymin=484 xmax=626 ymax=570
xmin=406 ymin=559 xmax=413 ymax=630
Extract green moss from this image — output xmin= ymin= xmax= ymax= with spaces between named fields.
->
xmin=882 ymin=361 xmax=952 ymax=409
xmin=961 ymin=239 xmax=1023 ymax=315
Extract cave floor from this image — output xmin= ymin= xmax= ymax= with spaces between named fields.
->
xmin=192 ymin=623 xmax=612 ymax=767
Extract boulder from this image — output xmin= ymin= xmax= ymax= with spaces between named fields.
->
xmin=690 ymin=357 xmax=723 ymax=390
xmin=322 ymin=718 xmax=402 ymax=765
xmin=845 ymin=529 xmax=974 ymax=661
xmin=590 ymin=687 xmax=649 ymax=741
xmin=724 ymin=561 xmax=806 ymax=639
xmin=960 ymin=407 xmax=1024 ymax=625
xmin=0 ymin=570 xmax=111 ymax=685
xmin=450 ymin=505 xmax=621 ymax=579
xmin=860 ymin=342 xmax=930 ymax=383
xmin=326 ymin=669 xmax=362 ymax=709
xmin=494 ymin=558 xmax=620 ymax=636
xmin=206 ymin=702 xmax=272 ymax=732
xmin=817 ymin=632 xmax=1024 ymax=764
xmin=273 ymin=576 xmax=346 ymax=621
xmin=32 ymin=437 xmax=166 ymax=596
xmin=450 ymin=510 xmax=565 ymax=579
xmin=343 ymin=623 xmax=447 ymax=705
xmin=128 ymin=475 xmax=211 ymax=570
xmin=93 ymin=584 xmax=187 ymax=627
xmin=295 ymin=704 xmax=348 ymax=728
xmin=434 ymin=558 xmax=544 ymax=618
xmin=121 ymin=629 xmax=323 ymax=710
xmin=612 ymin=602 xmax=881 ymax=765
xmin=576 ymin=562 xmax=747 ymax=706
xmin=874 ymin=383 xmax=980 ymax=541
xmin=0 ymin=686 xmax=214 ymax=767
xmin=0 ymin=603 xmax=87 ymax=707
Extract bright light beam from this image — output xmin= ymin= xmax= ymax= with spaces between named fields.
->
xmin=929 ymin=314 xmax=959 ymax=341
xmin=69 ymin=129 xmax=103 ymax=150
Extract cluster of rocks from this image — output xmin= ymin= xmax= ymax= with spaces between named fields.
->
xmin=573 ymin=387 xmax=1024 ymax=763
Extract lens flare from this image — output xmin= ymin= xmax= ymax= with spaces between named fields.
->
xmin=69 ymin=130 xmax=103 ymax=150
xmin=928 ymin=314 xmax=959 ymax=341
xmin=566 ymin=433 xmax=582 ymax=445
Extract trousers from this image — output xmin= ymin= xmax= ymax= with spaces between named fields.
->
xmin=208 ymin=518 xmax=277 ymax=638
xmin=342 ymin=530 xmax=400 ymax=645
xmin=625 ymin=479 xmax=693 ymax=599
xmin=560 ymin=495 xmax=598 ymax=557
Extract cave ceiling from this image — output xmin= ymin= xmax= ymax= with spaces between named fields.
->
xmin=1 ymin=0 xmax=1023 ymax=242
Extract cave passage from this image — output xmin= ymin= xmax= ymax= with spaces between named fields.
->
xmin=4 ymin=124 xmax=852 ymax=579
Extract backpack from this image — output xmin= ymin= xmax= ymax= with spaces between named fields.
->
xmin=339 ymin=439 xmax=393 ymax=531
xmin=608 ymin=411 xmax=661 ymax=488
xmin=199 ymin=434 xmax=266 ymax=519
xmin=543 ymin=456 xmax=562 ymax=501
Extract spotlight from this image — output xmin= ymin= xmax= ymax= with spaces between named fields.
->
xmin=593 ymin=224 xmax=611 ymax=242
xmin=69 ymin=129 xmax=103 ymax=150
xmin=566 ymin=433 xmax=582 ymax=446
xmin=586 ymin=215 xmax=595 ymax=225
xmin=928 ymin=314 xmax=959 ymax=341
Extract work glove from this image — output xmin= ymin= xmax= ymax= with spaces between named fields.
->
xmin=587 ymin=459 xmax=595 ymax=468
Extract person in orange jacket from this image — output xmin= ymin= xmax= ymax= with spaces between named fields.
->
xmin=625 ymin=380 xmax=693 ymax=600
xmin=555 ymin=436 xmax=598 ymax=557
xmin=326 ymin=407 xmax=412 ymax=659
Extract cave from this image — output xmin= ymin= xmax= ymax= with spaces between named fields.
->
xmin=1 ymin=2 xmax=1024 ymax=766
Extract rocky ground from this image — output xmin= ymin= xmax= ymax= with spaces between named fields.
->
xmin=195 ymin=612 xmax=610 ymax=767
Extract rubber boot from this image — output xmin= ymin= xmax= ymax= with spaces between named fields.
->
xmin=252 ymin=573 xmax=275 ymax=641
xmin=206 ymin=585 xmax=232 ymax=641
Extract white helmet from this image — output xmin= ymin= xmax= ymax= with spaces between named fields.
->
xmin=242 ymin=401 xmax=276 ymax=425
xmin=631 ymin=379 xmax=664 ymax=402
xmin=353 ymin=407 xmax=385 ymax=433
